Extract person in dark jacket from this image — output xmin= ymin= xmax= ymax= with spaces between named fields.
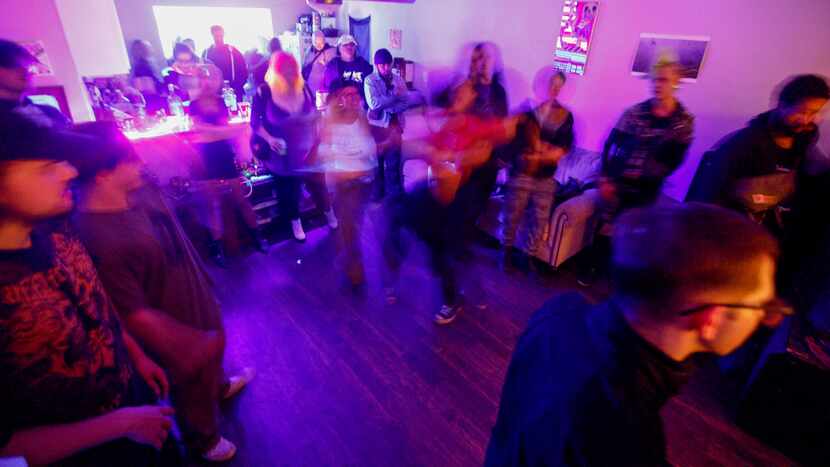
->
xmin=129 ymin=40 xmax=163 ymax=94
xmin=502 ymin=71 xmax=574 ymax=270
xmin=202 ymin=25 xmax=248 ymax=100
xmin=302 ymin=30 xmax=332 ymax=81
xmin=686 ymin=74 xmax=828 ymax=238
xmin=0 ymin=39 xmax=70 ymax=128
xmin=486 ymin=202 xmax=789 ymax=467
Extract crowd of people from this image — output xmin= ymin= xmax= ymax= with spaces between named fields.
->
xmin=0 ymin=18 xmax=828 ymax=466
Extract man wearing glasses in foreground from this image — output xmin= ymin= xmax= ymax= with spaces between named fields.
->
xmin=485 ymin=202 xmax=790 ymax=466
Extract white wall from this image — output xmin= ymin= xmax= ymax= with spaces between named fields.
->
xmin=56 ymin=0 xmax=131 ymax=77
xmin=342 ymin=0 xmax=830 ymax=199
xmin=113 ymin=0 xmax=309 ymax=64
xmin=1 ymin=0 xmax=93 ymax=121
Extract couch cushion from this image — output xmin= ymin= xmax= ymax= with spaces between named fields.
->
xmin=554 ymin=147 xmax=601 ymax=186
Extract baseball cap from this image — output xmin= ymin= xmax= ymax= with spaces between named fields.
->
xmin=336 ymin=34 xmax=358 ymax=47
xmin=0 ymin=116 xmax=96 ymax=166
xmin=0 ymin=39 xmax=38 ymax=69
xmin=374 ymin=48 xmax=393 ymax=65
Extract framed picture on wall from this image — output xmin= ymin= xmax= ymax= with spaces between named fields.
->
xmin=389 ymin=29 xmax=402 ymax=49
xmin=19 ymin=41 xmax=53 ymax=76
xmin=553 ymin=0 xmax=600 ymax=76
xmin=631 ymin=33 xmax=710 ymax=83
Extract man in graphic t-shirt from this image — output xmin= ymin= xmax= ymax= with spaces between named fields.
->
xmin=319 ymin=34 xmax=373 ymax=107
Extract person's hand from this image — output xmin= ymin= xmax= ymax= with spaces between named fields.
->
xmin=268 ymin=137 xmax=287 ymax=155
xmin=135 ymin=355 xmax=169 ymax=400
xmin=598 ymin=177 xmax=617 ymax=203
xmin=114 ymin=405 xmax=175 ymax=450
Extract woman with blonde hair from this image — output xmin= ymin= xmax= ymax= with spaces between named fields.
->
xmin=251 ymin=52 xmax=336 ymax=241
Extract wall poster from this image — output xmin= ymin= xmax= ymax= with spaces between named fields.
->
xmin=553 ymin=0 xmax=600 ymax=75
xmin=631 ymin=33 xmax=710 ymax=83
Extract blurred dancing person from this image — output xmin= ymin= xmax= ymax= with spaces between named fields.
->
xmin=189 ymin=64 xmax=267 ymax=265
xmin=317 ymin=81 xmax=378 ymax=290
xmin=385 ymin=82 xmax=512 ymax=323
xmin=251 ymin=52 xmax=336 ymax=241
xmin=502 ymin=71 xmax=574 ymax=271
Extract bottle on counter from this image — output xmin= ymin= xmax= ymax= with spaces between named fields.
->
xmin=222 ymin=80 xmax=238 ymax=116
xmin=167 ymin=84 xmax=185 ymax=118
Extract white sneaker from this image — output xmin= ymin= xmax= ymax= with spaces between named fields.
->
xmin=223 ymin=367 xmax=256 ymax=400
xmin=202 ymin=436 xmax=237 ymax=462
xmin=325 ymin=208 xmax=339 ymax=229
xmin=291 ymin=219 xmax=306 ymax=241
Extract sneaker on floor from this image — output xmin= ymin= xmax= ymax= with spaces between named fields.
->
xmin=434 ymin=304 xmax=461 ymax=325
xmin=290 ymin=219 xmax=306 ymax=242
xmin=325 ymin=208 xmax=339 ymax=229
xmin=202 ymin=436 xmax=236 ymax=462
xmin=223 ymin=367 xmax=256 ymax=400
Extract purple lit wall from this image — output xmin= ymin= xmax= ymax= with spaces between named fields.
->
xmin=343 ymin=0 xmax=830 ymax=199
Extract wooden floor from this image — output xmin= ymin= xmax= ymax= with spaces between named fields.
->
xmin=206 ymin=206 xmax=795 ymax=466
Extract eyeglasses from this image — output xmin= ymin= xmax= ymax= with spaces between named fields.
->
xmin=678 ymin=298 xmax=794 ymax=318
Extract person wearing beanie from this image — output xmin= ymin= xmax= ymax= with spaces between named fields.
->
xmin=364 ymin=48 xmax=410 ymax=200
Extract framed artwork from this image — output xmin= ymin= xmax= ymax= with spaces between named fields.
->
xmin=553 ymin=0 xmax=600 ymax=76
xmin=19 ymin=41 xmax=53 ymax=76
xmin=631 ymin=33 xmax=710 ymax=83
xmin=389 ymin=29 xmax=402 ymax=49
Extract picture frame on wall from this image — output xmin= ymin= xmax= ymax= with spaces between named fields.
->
xmin=389 ymin=29 xmax=402 ymax=49
xmin=631 ymin=33 xmax=710 ymax=83
xmin=19 ymin=41 xmax=53 ymax=76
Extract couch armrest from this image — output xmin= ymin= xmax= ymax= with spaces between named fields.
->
xmin=546 ymin=189 xmax=601 ymax=268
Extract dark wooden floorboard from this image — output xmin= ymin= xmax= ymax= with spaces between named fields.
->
xmin=204 ymin=210 xmax=794 ymax=466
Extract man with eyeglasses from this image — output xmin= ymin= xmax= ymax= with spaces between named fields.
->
xmin=486 ymin=202 xmax=788 ymax=466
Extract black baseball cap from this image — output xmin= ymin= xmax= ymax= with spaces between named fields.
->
xmin=0 ymin=39 xmax=38 ymax=69
xmin=0 ymin=117 xmax=93 ymax=162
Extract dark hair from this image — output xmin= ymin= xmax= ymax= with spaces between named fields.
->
xmin=374 ymin=48 xmax=393 ymax=65
xmin=611 ymin=203 xmax=779 ymax=312
xmin=172 ymin=42 xmax=193 ymax=59
xmin=778 ymin=74 xmax=830 ymax=108
xmin=70 ymin=121 xmax=138 ymax=183
xmin=268 ymin=37 xmax=282 ymax=54
xmin=553 ymin=71 xmax=567 ymax=83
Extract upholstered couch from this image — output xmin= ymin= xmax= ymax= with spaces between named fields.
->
xmin=478 ymin=147 xmax=603 ymax=269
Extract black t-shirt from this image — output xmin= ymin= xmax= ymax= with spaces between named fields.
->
xmin=322 ymin=56 xmax=374 ymax=102
xmin=485 ymin=293 xmax=697 ymax=466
